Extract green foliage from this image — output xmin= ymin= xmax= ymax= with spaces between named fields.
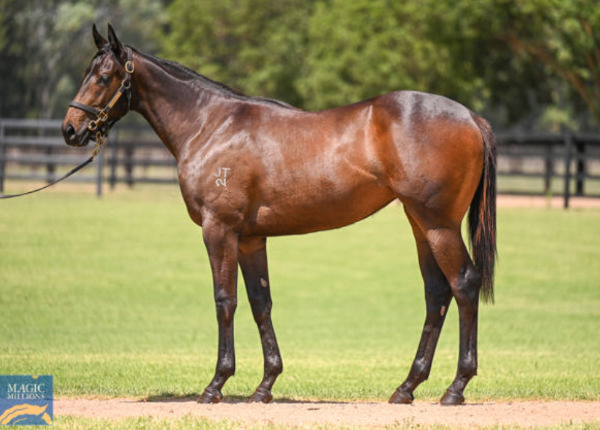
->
xmin=494 ymin=0 xmax=600 ymax=128
xmin=297 ymin=1 xmax=429 ymax=109
xmin=1 ymin=0 xmax=599 ymax=129
xmin=158 ymin=0 xmax=600 ymax=130
xmin=0 ymin=0 xmax=165 ymax=118
xmin=417 ymin=0 xmax=551 ymax=122
xmin=161 ymin=0 xmax=311 ymax=107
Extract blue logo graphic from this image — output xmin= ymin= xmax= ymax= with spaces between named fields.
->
xmin=0 ymin=376 xmax=53 ymax=426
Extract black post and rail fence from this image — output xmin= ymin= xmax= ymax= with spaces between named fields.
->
xmin=1 ymin=119 xmax=600 ymax=207
xmin=0 ymin=119 xmax=178 ymax=198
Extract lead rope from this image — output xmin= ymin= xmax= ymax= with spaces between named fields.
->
xmin=0 ymin=138 xmax=106 ymax=200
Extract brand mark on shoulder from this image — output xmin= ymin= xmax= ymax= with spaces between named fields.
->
xmin=215 ymin=167 xmax=231 ymax=187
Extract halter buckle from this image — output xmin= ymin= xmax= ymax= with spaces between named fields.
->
xmin=97 ymin=110 xmax=109 ymax=124
xmin=88 ymin=110 xmax=108 ymax=132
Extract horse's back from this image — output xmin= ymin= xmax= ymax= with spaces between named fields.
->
xmin=385 ymin=91 xmax=473 ymax=120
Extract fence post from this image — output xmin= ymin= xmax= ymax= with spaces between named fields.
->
xmin=575 ymin=136 xmax=586 ymax=196
xmin=0 ymin=120 xmax=5 ymax=193
xmin=563 ymin=132 xmax=573 ymax=209
xmin=125 ymin=144 xmax=134 ymax=187
xmin=544 ymin=144 xmax=553 ymax=195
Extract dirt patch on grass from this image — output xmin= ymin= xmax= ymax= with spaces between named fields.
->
xmin=56 ymin=398 xmax=600 ymax=427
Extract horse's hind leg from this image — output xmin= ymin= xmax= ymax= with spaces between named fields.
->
xmin=399 ymin=204 xmax=481 ymax=405
xmin=426 ymin=225 xmax=480 ymax=405
xmin=238 ymin=237 xmax=283 ymax=403
xmin=390 ymin=209 xmax=453 ymax=404
xmin=437 ymin=234 xmax=481 ymax=406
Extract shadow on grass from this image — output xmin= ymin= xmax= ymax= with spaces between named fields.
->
xmin=143 ymin=392 xmax=347 ymax=404
xmin=144 ymin=393 xmax=202 ymax=402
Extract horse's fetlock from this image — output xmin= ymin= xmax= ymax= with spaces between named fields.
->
xmin=411 ymin=358 xmax=431 ymax=382
xmin=458 ymin=356 xmax=477 ymax=379
xmin=218 ymin=358 xmax=236 ymax=378
xmin=266 ymin=356 xmax=283 ymax=377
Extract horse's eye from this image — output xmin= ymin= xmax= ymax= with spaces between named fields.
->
xmin=97 ymin=75 xmax=112 ymax=86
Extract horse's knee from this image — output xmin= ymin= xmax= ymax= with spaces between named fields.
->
xmin=215 ymin=295 xmax=237 ymax=322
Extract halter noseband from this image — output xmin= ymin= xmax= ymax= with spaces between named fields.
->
xmin=69 ymin=49 xmax=135 ymax=154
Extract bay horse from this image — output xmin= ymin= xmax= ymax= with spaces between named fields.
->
xmin=62 ymin=25 xmax=496 ymax=405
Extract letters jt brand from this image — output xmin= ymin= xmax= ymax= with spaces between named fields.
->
xmin=215 ymin=167 xmax=231 ymax=187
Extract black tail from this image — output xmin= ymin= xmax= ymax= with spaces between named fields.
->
xmin=469 ymin=114 xmax=497 ymax=303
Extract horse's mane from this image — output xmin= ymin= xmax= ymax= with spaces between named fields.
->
xmin=129 ymin=46 xmax=296 ymax=110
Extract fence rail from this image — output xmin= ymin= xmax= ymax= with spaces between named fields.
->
xmin=0 ymin=119 xmax=177 ymax=197
xmin=1 ymin=119 xmax=600 ymax=208
xmin=495 ymin=132 xmax=600 ymax=207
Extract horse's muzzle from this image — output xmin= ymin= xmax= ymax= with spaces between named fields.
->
xmin=62 ymin=121 xmax=91 ymax=147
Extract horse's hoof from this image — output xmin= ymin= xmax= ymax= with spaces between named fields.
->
xmin=389 ymin=388 xmax=414 ymax=404
xmin=440 ymin=389 xmax=465 ymax=406
xmin=198 ymin=387 xmax=223 ymax=404
xmin=248 ymin=387 xmax=273 ymax=403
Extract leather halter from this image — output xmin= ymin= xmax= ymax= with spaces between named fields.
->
xmin=69 ymin=49 xmax=135 ymax=153
xmin=0 ymin=50 xmax=135 ymax=199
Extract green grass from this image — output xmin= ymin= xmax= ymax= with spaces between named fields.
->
xmin=1 ymin=186 xmax=599 ymax=407
xmin=498 ymin=174 xmax=600 ymax=197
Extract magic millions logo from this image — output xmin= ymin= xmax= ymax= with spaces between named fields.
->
xmin=0 ymin=376 xmax=53 ymax=426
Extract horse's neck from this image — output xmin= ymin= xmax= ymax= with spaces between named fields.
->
xmin=130 ymin=51 xmax=219 ymax=158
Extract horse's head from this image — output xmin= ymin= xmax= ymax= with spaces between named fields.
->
xmin=62 ymin=25 xmax=134 ymax=147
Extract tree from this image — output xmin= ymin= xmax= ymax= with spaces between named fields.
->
xmin=417 ymin=0 xmax=556 ymax=127
xmin=0 ymin=0 xmax=165 ymax=118
xmin=298 ymin=0 xmax=432 ymax=110
xmin=496 ymin=0 xmax=600 ymax=129
xmin=299 ymin=0 xmax=600 ymax=129
xmin=161 ymin=0 xmax=312 ymax=107
xmin=3 ymin=0 xmax=598 ymax=131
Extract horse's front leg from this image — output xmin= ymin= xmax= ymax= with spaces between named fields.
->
xmin=238 ymin=237 xmax=283 ymax=403
xmin=198 ymin=220 xmax=240 ymax=404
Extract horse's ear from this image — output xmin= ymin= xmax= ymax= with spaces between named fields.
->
xmin=107 ymin=24 xmax=123 ymax=59
xmin=92 ymin=24 xmax=107 ymax=50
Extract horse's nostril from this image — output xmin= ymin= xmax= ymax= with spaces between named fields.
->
xmin=62 ymin=122 xmax=77 ymax=143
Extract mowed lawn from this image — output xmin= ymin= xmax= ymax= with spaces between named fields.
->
xmin=0 ymin=186 xmax=599 ymax=402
